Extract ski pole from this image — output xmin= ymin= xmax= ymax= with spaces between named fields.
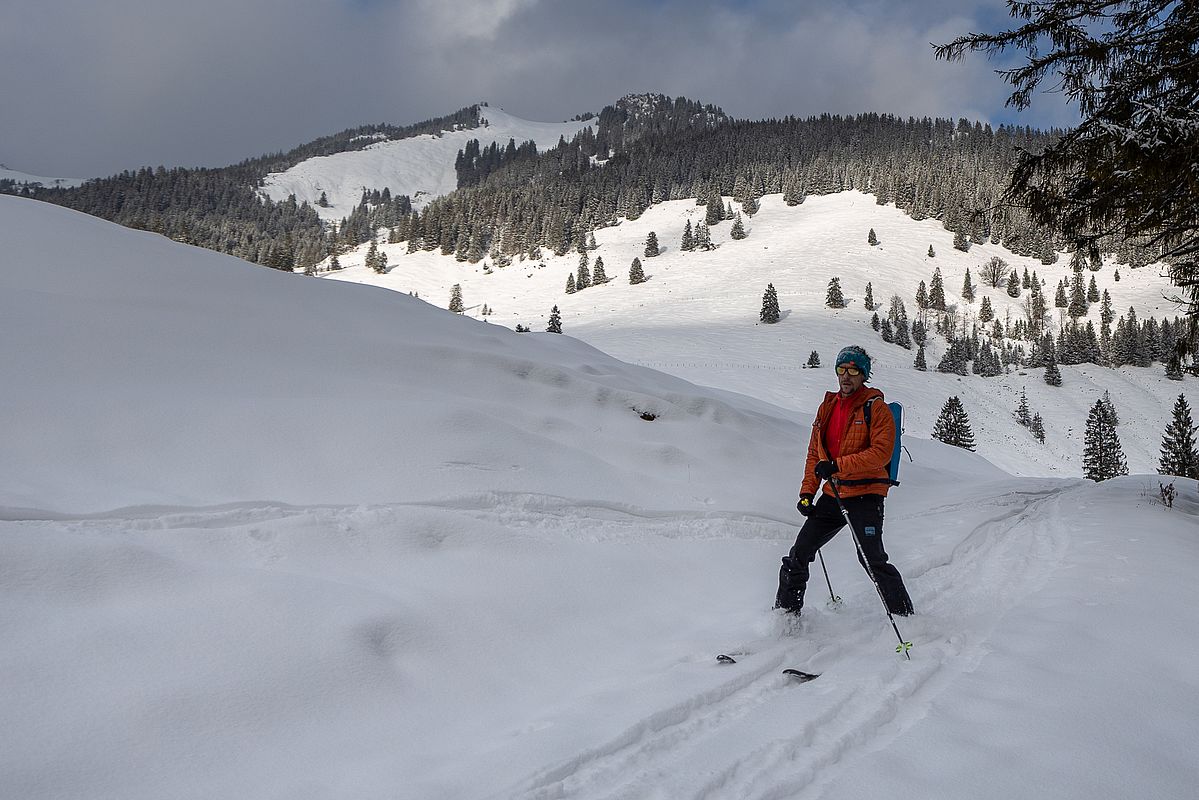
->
xmin=817 ymin=550 xmax=842 ymax=608
xmin=829 ymin=479 xmax=912 ymax=659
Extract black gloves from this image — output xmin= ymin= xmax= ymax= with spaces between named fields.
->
xmin=797 ymin=494 xmax=815 ymax=517
xmin=814 ymin=460 xmax=839 ymax=480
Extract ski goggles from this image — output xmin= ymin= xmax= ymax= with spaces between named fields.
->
xmin=835 ymin=364 xmax=863 ymax=376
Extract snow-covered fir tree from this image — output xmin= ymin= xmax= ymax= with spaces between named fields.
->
xmin=806 ymin=350 xmax=821 ymax=368
xmin=1015 ymin=388 xmax=1032 ymax=427
xmin=826 ymin=277 xmax=847 ymax=308
xmin=760 ymin=284 xmax=780 ymax=324
xmin=1006 ymin=270 xmax=1022 ymax=298
xmin=1044 ymin=356 xmax=1063 ymax=386
xmin=979 ymin=295 xmax=994 ymax=323
xmin=576 ymin=252 xmax=591 ymax=290
xmin=449 ymin=284 xmax=464 ymax=313
xmin=565 ymin=273 xmax=576 ymax=294
xmin=864 ymin=282 xmax=875 ymax=311
xmin=928 ymin=244 xmax=936 ymax=258
xmin=953 ymin=229 xmax=970 ymax=251
xmin=1082 ymin=399 xmax=1127 ymax=481
xmin=932 ymin=396 xmax=976 ymax=451
xmin=867 ymin=228 xmax=878 ymax=246
xmin=914 ymin=343 xmax=927 ymax=371
xmin=1030 ymin=413 xmax=1046 ymax=443
xmin=1158 ymin=393 xmax=1199 ymax=478
xmin=730 ymin=212 xmax=746 ymax=240
xmin=681 ymin=220 xmax=694 ymax=252
xmin=593 ymin=256 xmax=607 ymax=285
xmin=628 ymin=257 xmax=646 ymax=284
xmin=546 ymin=305 xmax=562 ymax=334
xmin=1100 ymin=390 xmax=1120 ymax=426
xmin=644 ymin=231 xmax=660 ymax=258
xmin=961 ymin=268 xmax=975 ymax=303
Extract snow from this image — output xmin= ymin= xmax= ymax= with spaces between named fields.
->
xmin=0 ymin=165 xmax=86 ymax=189
xmin=3 ymin=192 xmax=1199 ymax=800
xmin=260 ymin=106 xmax=593 ymax=220
xmin=323 ymin=189 xmax=1190 ymax=479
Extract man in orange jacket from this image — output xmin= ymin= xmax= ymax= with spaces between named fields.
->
xmin=775 ymin=345 xmax=914 ymax=617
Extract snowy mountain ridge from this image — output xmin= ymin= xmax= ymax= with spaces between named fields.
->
xmin=260 ymin=105 xmax=594 ymax=221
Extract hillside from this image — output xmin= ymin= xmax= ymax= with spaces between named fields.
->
xmin=261 ymin=106 xmax=594 ymax=220
xmin=321 ymin=190 xmax=1192 ymax=479
xmin=2 ymin=192 xmax=1197 ymax=800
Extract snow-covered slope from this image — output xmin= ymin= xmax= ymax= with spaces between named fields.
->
xmin=3 ymin=193 xmax=1198 ymax=800
xmin=323 ymin=191 xmax=1193 ymax=478
xmin=260 ymin=106 xmax=592 ymax=220
xmin=0 ymin=164 xmax=86 ymax=189
xmin=0 ymin=194 xmax=801 ymax=514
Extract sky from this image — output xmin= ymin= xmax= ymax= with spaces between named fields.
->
xmin=0 ymin=0 xmax=1080 ymax=179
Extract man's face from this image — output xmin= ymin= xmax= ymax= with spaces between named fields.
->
xmin=836 ymin=364 xmax=866 ymax=395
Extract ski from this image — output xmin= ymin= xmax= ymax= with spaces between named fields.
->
xmin=782 ymin=669 xmax=820 ymax=682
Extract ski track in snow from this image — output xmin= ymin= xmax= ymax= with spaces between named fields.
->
xmin=487 ymin=485 xmax=1073 ymax=800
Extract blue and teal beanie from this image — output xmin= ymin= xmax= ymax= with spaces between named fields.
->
xmin=836 ymin=345 xmax=872 ymax=379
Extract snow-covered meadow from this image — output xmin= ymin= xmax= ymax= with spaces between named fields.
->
xmin=2 ymin=189 xmax=1198 ymax=800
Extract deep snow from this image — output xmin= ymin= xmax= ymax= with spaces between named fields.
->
xmin=2 ymin=190 xmax=1198 ymax=800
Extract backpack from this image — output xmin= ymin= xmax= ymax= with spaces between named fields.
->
xmin=864 ymin=398 xmax=903 ymax=486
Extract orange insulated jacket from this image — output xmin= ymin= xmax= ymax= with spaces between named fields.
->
xmin=801 ymin=386 xmax=896 ymax=499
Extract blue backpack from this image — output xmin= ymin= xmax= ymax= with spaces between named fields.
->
xmin=864 ymin=399 xmax=904 ymax=486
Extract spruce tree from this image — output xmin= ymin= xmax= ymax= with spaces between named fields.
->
xmin=1158 ymin=394 xmax=1199 ymax=478
xmin=1030 ymin=413 xmax=1046 ymax=443
xmin=961 ymin=268 xmax=975 ymax=303
xmin=1068 ymin=271 xmax=1088 ymax=319
xmin=760 ymin=283 xmax=780 ymax=324
xmin=546 ymin=305 xmax=562 ymax=334
xmin=1044 ymin=357 xmax=1063 ymax=386
xmin=871 ymin=312 xmax=881 ymax=331
xmin=914 ymin=343 xmax=928 ymax=371
xmin=864 ymin=282 xmax=875 ymax=311
xmin=826 ymin=277 xmax=847 ymax=308
xmin=566 ymin=273 xmax=576 ymax=294
xmin=1100 ymin=390 xmax=1120 ymax=426
xmin=1006 ymin=269 xmax=1022 ymax=298
xmin=953 ymin=229 xmax=970 ymax=252
xmin=593 ymin=256 xmax=607 ymax=284
xmin=979 ymin=295 xmax=994 ymax=323
xmin=881 ymin=318 xmax=895 ymax=342
xmin=806 ymin=350 xmax=821 ymax=368
xmin=895 ymin=319 xmax=912 ymax=350
xmin=928 ymin=244 xmax=936 ymax=258
xmin=1015 ymin=388 xmax=1032 ymax=427
xmin=681 ymin=220 xmax=694 ymax=251
xmin=575 ymin=257 xmax=591 ymax=290
xmin=925 ymin=266 xmax=944 ymax=309
xmin=644 ymin=231 xmax=660 ymax=258
xmin=730 ymin=212 xmax=746 ymax=240
xmin=1082 ymin=399 xmax=1127 ymax=481
xmin=932 ymin=396 xmax=976 ymax=451
xmin=628 ymin=257 xmax=645 ymax=285
xmin=868 ymin=228 xmax=879 ymax=246
xmin=1087 ymin=275 xmax=1100 ymax=303
xmin=705 ymin=189 xmax=723 ymax=225
xmin=449 ymin=284 xmax=464 ymax=313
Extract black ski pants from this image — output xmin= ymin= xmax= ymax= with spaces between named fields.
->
xmin=775 ymin=492 xmax=913 ymax=616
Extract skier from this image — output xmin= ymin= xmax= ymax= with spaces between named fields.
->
xmin=775 ymin=345 xmax=914 ymax=617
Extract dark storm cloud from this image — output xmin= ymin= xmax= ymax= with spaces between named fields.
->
xmin=1 ymin=0 xmax=1075 ymax=178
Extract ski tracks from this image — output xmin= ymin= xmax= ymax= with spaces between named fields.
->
xmin=490 ymin=483 xmax=1076 ymax=800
